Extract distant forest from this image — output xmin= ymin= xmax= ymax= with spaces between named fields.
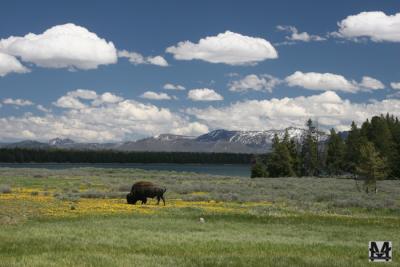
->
xmin=252 ymin=114 xmax=400 ymax=192
xmin=0 ymin=149 xmax=252 ymax=164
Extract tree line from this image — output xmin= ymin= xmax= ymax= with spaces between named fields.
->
xmin=0 ymin=149 xmax=252 ymax=164
xmin=251 ymin=114 xmax=400 ymax=192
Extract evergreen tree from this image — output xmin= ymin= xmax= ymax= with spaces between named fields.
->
xmin=387 ymin=115 xmax=400 ymax=178
xmin=356 ymin=141 xmax=387 ymax=193
xmin=344 ymin=121 xmax=364 ymax=173
xmin=326 ymin=128 xmax=345 ymax=175
xmin=360 ymin=115 xmax=398 ymax=178
xmin=368 ymin=116 xmax=394 ymax=156
xmin=288 ymin=137 xmax=300 ymax=176
xmin=300 ymin=119 xmax=318 ymax=176
xmin=251 ymin=156 xmax=268 ymax=178
xmin=266 ymin=134 xmax=295 ymax=177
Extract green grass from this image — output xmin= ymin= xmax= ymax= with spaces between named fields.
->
xmin=0 ymin=167 xmax=399 ymax=266
xmin=0 ymin=212 xmax=398 ymax=267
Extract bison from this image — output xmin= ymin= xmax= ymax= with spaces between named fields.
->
xmin=126 ymin=181 xmax=166 ymax=205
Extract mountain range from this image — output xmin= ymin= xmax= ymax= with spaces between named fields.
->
xmin=0 ymin=127 xmax=329 ymax=154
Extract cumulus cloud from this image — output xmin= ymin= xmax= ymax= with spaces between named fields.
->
xmin=54 ymin=89 xmax=123 ymax=109
xmin=67 ymin=89 xmax=98 ymax=100
xmin=3 ymin=98 xmax=34 ymax=106
xmin=163 ymin=83 xmax=185 ymax=90
xmin=140 ymin=91 xmax=172 ymax=100
xmin=54 ymin=95 xmax=86 ymax=109
xmin=336 ymin=11 xmax=400 ymax=42
xmin=0 ymin=52 xmax=30 ymax=77
xmin=0 ymin=23 xmax=117 ymax=70
xmin=92 ymin=92 xmax=123 ymax=106
xmin=36 ymin=105 xmax=50 ymax=113
xmin=166 ymin=31 xmax=278 ymax=65
xmin=359 ymin=76 xmax=385 ymax=91
xmin=276 ymin=25 xmax=326 ymax=43
xmin=187 ymin=88 xmax=223 ymax=101
xmin=285 ymin=71 xmax=358 ymax=92
xmin=229 ymin=74 xmax=281 ymax=93
xmin=118 ymin=50 xmax=168 ymax=67
xmin=285 ymin=71 xmax=384 ymax=93
xmin=187 ymin=91 xmax=400 ymax=132
xmin=170 ymin=122 xmax=209 ymax=136
xmin=387 ymin=91 xmax=400 ymax=99
xmin=0 ymin=91 xmax=208 ymax=142
xmin=390 ymin=82 xmax=400 ymax=90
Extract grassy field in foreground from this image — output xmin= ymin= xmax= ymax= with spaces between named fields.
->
xmin=0 ymin=167 xmax=399 ymax=266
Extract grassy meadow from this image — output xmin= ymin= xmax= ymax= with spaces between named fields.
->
xmin=0 ymin=167 xmax=399 ymax=266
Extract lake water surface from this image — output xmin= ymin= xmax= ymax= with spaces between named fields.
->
xmin=0 ymin=163 xmax=251 ymax=177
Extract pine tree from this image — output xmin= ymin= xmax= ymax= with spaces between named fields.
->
xmin=251 ymin=157 xmax=268 ymax=178
xmin=368 ymin=116 xmax=393 ymax=156
xmin=344 ymin=121 xmax=363 ymax=173
xmin=387 ymin=115 xmax=400 ymax=178
xmin=360 ymin=115 xmax=398 ymax=178
xmin=326 ymin=128 xmax=345 ymax=175
xmin=300 ymin=119 xmax=318 ymax=176
xmin=288 ymin=137 xmax=300 ymax=176
xmin=266 ymin=134 xmax=295 ymax=177
xmin=356 ymin=141 xmax=387 ymax=193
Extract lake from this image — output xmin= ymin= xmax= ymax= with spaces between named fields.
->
xmin=0 ymin=163 xmax=251 ymax=177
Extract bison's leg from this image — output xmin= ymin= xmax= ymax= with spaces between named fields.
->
xmin=156 ymin=196 xmax=161 ymax=205
xmin=141 ymin=198 xmax=147 ymax=204
xmin=161 ymin=195 xmax=165 ymax=206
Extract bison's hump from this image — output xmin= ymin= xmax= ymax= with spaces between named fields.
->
xmin=133 ymin=181 xmax=154 ymax=187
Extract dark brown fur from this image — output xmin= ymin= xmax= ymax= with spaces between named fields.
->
xmin=126 ymin=181 xmax=166 ymax=205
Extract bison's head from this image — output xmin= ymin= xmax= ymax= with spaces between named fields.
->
xmin=126 ymin=193 xmax=136 ymax=204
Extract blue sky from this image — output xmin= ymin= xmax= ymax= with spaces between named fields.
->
xmin=0 ymin=0 xmax=400 ymax=142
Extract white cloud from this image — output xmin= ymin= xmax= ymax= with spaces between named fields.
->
xmin=54 ymin=95 xmax=86 ymax=109
xmin=0 ymin=52 xmax=30 ymax=77
xmin=163 ymin=83 xmax=185 ymax=90
xmin=229 ymin=74 xmax=281 ymax=93
xmin=359 ymin=76 xmax=385 ymax=90
xmin=0 ymin=23 xmax=117 ymax=70
xmin=187 ymin=91 xmax=400 ymax=132
xmin=170 ymin=122 xmax=209 ymax=136
xmin=54 ymin=89 xmax=123 ymax=108
xmin=187 ymin=88 xmax=223 ymax=101
xmin=2 ymin=89 xmax=400 ymax=142
xmin=140 ymin=91 xmax=172 ymax=100
xmin=387 ymin=91 xmax=400 ymax=99
xmin=226 ymin=72 xmax=240 ymax=77
xmin=0 ymin=91 xmax=209 ymax=142
xmin=146 ymin=56 xmax=169 ymax=67
xmin=166 ymin=31 xmax=278 ymax=65
xmin=276 ymin=25 xmax=326 ymax=42
xmin=118 ymin=50 xmax=168 ymax=67
xmin=390 ymin=82 xmax=400 ymax=90
xmin=285 ymin=71 xmax=358 ymax=93
xmin=3 ymin=98 xmax=34 ymax=106
xmin=68 ymin=89 xmax=98 ymax=100
xmin=53 ymin=89 xmax=98 ymax=109
xmin=336 ymin=11 xmax=400 ymax=42
xmin=92 ymin=92 xmax=123 ymax=106
xmin=36 ymin=105 xmax=50 ymax=113
xmin=285 ymin=72 xmax=384 ymax=93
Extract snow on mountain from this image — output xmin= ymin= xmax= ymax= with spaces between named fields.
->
xmin=196 ymin=127 xmax=326 ymax=146
xmin=152 ymin=134 xmax=195 ymax=141
xmin=49 ymin=138 xmax=76 ymax=146
xmin=1 ymin=127 xmax=330 ymax=153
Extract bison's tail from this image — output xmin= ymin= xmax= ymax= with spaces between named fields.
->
xmin=163 ymin=187 xmax=167 ymax=193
